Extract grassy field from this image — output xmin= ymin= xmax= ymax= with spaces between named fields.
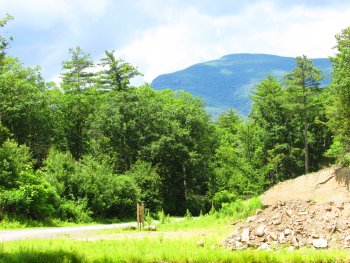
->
xmin=1 ymin=198 xmax=348 ymax=262
xmin=1 ymin=238 xmax=349 ymax=263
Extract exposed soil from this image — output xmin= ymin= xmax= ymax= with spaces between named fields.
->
xmin=224 ymin=166 xmax=350 ymax=250
xmin=261 ymin=166 xmax=350 ymax=205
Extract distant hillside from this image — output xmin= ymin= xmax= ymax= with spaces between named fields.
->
xmin=151 ymin=54 xmax=332 ymax=116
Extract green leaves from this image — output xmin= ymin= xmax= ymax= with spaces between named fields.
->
xmin=328 ymin=27 xmax=350 ymax=163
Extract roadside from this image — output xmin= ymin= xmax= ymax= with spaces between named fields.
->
xmin=0 ymin=222 xmax=137 ymax=242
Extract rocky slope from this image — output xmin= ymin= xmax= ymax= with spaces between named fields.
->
xmin=224 ymin=167 xmax=350 ymax=250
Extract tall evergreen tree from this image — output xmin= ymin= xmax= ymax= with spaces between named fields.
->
xmin=60 ymin=47 xmax=95 ymax=159
xmin=284 ymin=55 xmax=323 ymax=173
xmin=98 ymin=50 xmax=142 ymax=91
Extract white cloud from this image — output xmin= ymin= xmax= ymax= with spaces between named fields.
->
xmin=0 ymin=0 xmax=111 ymax=30
xmin=119 ymin=1 xmax=350 ymax=82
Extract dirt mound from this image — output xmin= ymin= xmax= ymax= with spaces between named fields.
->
xmin=261 ymin=167 xmax=350 ymax=205
xmin=224 ymin=167 xmax=350 ymax=250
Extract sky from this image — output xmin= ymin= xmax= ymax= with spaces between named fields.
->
xmin=1 ymin=0 xmax=350 ymax=84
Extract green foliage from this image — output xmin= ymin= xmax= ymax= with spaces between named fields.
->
xmin=217 ymin=197 xmax=264 ymax=218
xmin=0 ymin=21 xmax=345 ymax=225
xmin=212 ymin=190 xmax=236 ymax=210
xmin=0 ymin=140 xmax=58 ymax=219
xmin=0 ymin=57 xmax=54 ymax=163
xmin=328 ymin=27 xmax=350 ymax=163
xmin=0 ymin=13 xmax=13 ymax=63
xmin=42 ymin=150 xmax=141 ymax=220
xmin=125 ymin=160 xmax=162 ymax=212
xmin=98 ymin=50 xmax=142 ymax=91
xmin=157 ymin=209 xmax=170 ymax=224
xmin=184 ymin=208 xmax=192 ymax=220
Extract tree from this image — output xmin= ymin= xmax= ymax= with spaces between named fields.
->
xmin=328 ymin=27 xmax=350 ymax=164
xmin=284 ymin=55 xmax=323 ymax=173
xmin=0 ymin=140 xmax=58 ymax=219
xmin=0 ymin=57 xmax=53 ymax=163
xmin=0 ymin=13 xmax=13 ymax=64
xmin=98 ymin=50 xmax=142 ymax=91
xmin=60 ymin=47 xmax=96 ymax=159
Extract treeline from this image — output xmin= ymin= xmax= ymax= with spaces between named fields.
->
xmin=0 ymin=15 xmax=349 ymax=222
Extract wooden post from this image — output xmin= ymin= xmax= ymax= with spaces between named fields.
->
xmin=137 ymin=203 xmax=144 ymax=231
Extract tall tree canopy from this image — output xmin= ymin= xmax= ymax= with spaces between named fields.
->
xmin=328 ymin=27 xmax=350 ymax=164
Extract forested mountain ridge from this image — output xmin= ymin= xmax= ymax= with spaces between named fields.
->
xmin=151 ymin=54 xmax=332 ymax=116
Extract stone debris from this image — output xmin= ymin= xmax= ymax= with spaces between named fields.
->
xmin=224 ymin=200 xmax=350 ymax=250
xmin=313 ymin=238 xmax=328 ymax=248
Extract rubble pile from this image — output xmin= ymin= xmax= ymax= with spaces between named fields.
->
xmin=224 ymin=200 xmax=350 ymax=250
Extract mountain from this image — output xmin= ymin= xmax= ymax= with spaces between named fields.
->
xmin=151 ymin=53 xmax=332 ymax=116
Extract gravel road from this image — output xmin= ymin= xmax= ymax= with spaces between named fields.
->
xmin=0 ymin=222 xmax=138 ymax=242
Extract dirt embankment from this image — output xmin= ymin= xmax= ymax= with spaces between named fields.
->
xmin=225 ymin=166 xmax=350 ymax=250
xmin=261 ymin=167 xmax=350 ymax=205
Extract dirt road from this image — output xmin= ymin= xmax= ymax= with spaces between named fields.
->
xmin=0 ymin=222 xmax=138 ymax=242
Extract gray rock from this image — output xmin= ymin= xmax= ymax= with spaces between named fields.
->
xmin=144 ymin=225 xmax=157 ymax=231
xmin=313 ymin=238 xmax=328 ymax=248
xmin=255 ymin=224 xmax=266 ymax=237
xmin=257 ymin=243 xmax=271 ymax=251
xmin=241 ymin=228 xmax=250 ymax=243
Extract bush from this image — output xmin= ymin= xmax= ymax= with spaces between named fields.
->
xmin=0 ymin=140 xmax=59 ymax=220
xmin=218 ymin=197 xmax=263 ymax=219
xmin=212 ymin=190 xmax=237 ymax=210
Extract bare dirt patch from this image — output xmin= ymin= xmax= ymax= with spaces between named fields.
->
xmin=261 ymin=166 xmax=350 ymax=205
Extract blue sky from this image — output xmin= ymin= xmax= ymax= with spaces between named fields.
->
xmin=1 ymin=0 xmax=350 ymax=84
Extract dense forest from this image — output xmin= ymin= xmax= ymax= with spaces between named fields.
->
xmin=0 ymin=14 xmax=349 ymax=222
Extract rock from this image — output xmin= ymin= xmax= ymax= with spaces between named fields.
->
xmin=270 ymin=232 xmax=278 ymax=241
xmin=246 ymin=216 xmax=257 ymax=223
xmin=144 ymin=225 xmax=157 ymax=231
xmin=292 ymin=236 xmax=299 ymax=247
xmin=255 ymin=224 xmax=266 ymax=237
xmin=284 ymin=228 xmax=293 ymax=236
xmin=272 ymin=218 xmax=282 ymax=225
xmin=313 ymin=238 xmax=328 ymax=248
xmin=224 ymin=200 xmax=350 ymax=250
xmin=241 ymin=228 xmax=250 ymax=243
xmin=197 ymin=240 xmax=204 ymax=247
xmin=256 ymin=209 xmax=263 ymax=216
xmin=298 ymin=211 xmax=308 ymax=216
xmin=329 ymin=223 xmax=337 ymax=235
xmin=286 ymin=210 xmax=294 ymax=217
xmin=324 ymin=205 xmax=332 ymax=212
xmin=257 ymin=218 xmax=266 ymax=223
xmin=279 ymin=232 xmax=285 ymax=242
xmin=257 ymin=243 xmax=271 ymax=251
xmin=343 ymin=235 xmax=350 ymax=246
xmin=310 ymin=233 xmax=319 ymax=238
xmin=226 ymin=238 xmax=235 ymax=244
xmin=235 ymin=241 xmax=245 ymax=250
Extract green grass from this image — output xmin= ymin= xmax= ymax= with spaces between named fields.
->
xmin=0 ymin=216 xmax=130 ymax=230
xmin=0 ymin=198 xmax=348 ymax=262
xmin=0 ymin=238 xmax=348 ymax=263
